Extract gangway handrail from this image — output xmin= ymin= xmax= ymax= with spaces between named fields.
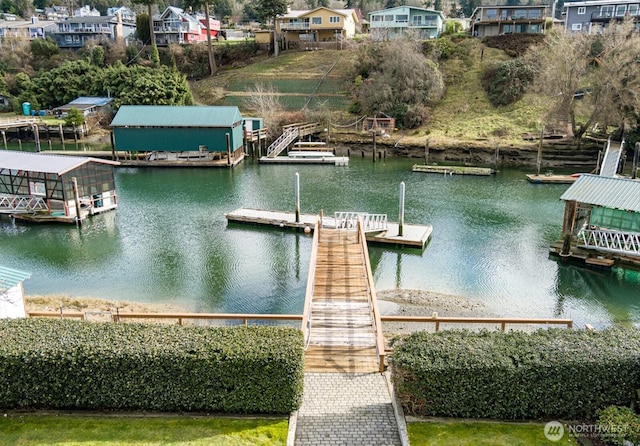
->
xmin=301 ymin=218 xmax=321 ymax=348
xmin=335 ymin=211 xmax=388 ymax=233
xmin=358 ymin=217 xmax=386 ymax=373
xmin=578 ymin=227 xmax=640 ymax=256
xmin=266 ymin=126 xmax=299 ymax=158
xmin=0 ymin=194 xmax=48 ymax=214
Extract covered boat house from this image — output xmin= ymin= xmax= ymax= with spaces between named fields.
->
xmin=554 ymin=174 xmax=640 ymax=268
xmin=0 ymin=150 xmax=119 ymax=223
xmin=110 ymin=106 xmax=245 ymax=167
xmin=0 ymin=265 xmax=30 ymax=319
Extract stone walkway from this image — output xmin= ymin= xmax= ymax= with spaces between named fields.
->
xmin=292 ymin=372 xmax=405 ymax=446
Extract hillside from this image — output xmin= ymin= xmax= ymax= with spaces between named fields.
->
xmin=191 ymin=40 xmax=597 ymax=165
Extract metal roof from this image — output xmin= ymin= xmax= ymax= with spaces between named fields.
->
xmin=560 ymin=174 xmax=640 ymax=212
xmin=110 ymin=106 xmax=243 ymax=128
xmin=0 ymin=150 xmax=119 ymax=175
xmin=0 ymin=265 xmax=31 ymax=293
xmin=68 ymin=97 xmax=113 ymax=107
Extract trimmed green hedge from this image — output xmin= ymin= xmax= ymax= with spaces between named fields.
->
xmin=391 ymin=328 xmax=640 ymax=420
xmin=0 ymin=319 xmax=304 ymax=414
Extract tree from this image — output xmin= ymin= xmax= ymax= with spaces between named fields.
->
xmin=353 ymin=39 xmax=444 ymax=128
xmin=526 ymin=20 xmax=640 ymax=139
xmin=132 ymin=0 xmax=159 ymax=66
xmin=243 ymin=83 xmax=283 ymax=139
xmin=64 ymin=108 xmax=85 ymax=127
xmin=183 ymin=0 xmax=216 ymax=75
xmin=255 ymin=0 xmax=289 ymax=57
xmin=136 ymin=13 xmax=152 ymax=47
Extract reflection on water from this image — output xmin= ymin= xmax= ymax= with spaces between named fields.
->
xmin=0 ymin=157 xmax=638 ymax=328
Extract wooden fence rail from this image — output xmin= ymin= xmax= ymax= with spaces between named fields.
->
xmin=28 ymin=311 xmax=303 ymax=326
xmin=380 ymin=315 xmax=573 ymax=332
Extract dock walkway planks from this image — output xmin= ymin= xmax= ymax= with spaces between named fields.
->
xmin=225 ymin=208 xmax=432 ymax=249
xmin=304 ymin=229 xmax=380 ymax=373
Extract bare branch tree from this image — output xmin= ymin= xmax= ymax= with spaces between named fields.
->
xmin=243 ymin=83 xmax=284 ymax=139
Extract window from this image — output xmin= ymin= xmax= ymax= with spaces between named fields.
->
xmin=629 ymin=4 xmax=639 ymax=15
xmin=600 ymin=5 xmax=614 ymax=17
xmin=529 ymin=9 xmax=541 ymax=18
xmin=513 ymin=9 xmax=527 ymax=19
xmin=329 ymin=16 xmax=340 ymax=23
xmin=501 ymin=10 xmax=508 ymax=19
xmin=486 ymin=9 xmax=498 ymax=19
xmin=413 ymin=15 xmax=422 ymax=25
xmin=312 ymin=17 xmax=322 ymax=25
xmin=502 ymin=24 xmax=514 ymax=33
xmin=371 ymin=15 xmax=382 ymax=22
xmin=29 ymin=181 xmax=45 ymax=196
xmin=577 ymin=6 xmax=586 ymax=14
xmin=615 ymin=5 xmax=626 ymax=16
xmin=396 ymin=14 xmax=408 ymax=22
xmin=384 ymin=14 xmax=393 ymax=21
xmin=572 ymin=23 xmax=582 ymax=30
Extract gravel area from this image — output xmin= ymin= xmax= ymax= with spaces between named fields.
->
xmin=377 ymin=289 xmax=497 ymax=336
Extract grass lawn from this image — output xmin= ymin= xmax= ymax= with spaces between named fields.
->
xmin=408 ymin=420 xmax=578 ymax=445
xmin=0 ymin=414 xmax=288 ymax=446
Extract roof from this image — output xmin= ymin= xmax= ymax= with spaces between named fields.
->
xmin=57 ymin=16 xmax=116 ymax=24
xmin=560 ymin=174 xmax=640 ymax=212
xmin=369 ymin=6 xmax=443 ymax=16
xmin=69 ymin=97 xmax=113 ymax=106
xmin=0 ymin=265 xmax=31 ymax=293
xmin=281 ymin=7 xmax=356 ymax=19
xmin=0 ymin=150 xmax=119 ymax=175
xmin=110 ymin=106 xmax=243 ymax=128
xmin=563 ymin=0 xmax=639 ymax=7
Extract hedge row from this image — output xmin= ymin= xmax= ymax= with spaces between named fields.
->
xmin=0 ymin=319 xmax=304 ymax=414
xmin=391 ymin=328 xmax=640 ymax=420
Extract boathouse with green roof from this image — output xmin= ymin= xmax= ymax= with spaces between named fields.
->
xmin=110 ymin=105 xmax=245 ymax=166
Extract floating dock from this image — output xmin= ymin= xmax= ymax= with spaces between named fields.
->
xmin=259 ymin=152 xmax=348 ymax=166
xmin=412 ymin=164 xmax=495 ymax=176
xmin=225 ymin=208 xmax=432 ymax=249
xmin=526 ymin=173 xmax=579 ymax=184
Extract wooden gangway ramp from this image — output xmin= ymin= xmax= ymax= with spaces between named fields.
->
xmin=302 ymin=218 xmax=386 ymax=373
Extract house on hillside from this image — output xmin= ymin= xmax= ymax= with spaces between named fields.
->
xmin=554 ymin=174 xmax=640 ymax=268
xmin=369 ymin=6 xmax=445 ymax=40
xmin=49 ymin=15 xmax=135 ymax=48
xmin=563 ymin=0 xmax=640 ymax=34
xmin=0 ymin=17 xmax=56 ymax=41
xmin=470 ymin=5 xmax=550 ymax=37
xmin=52 ymin=97 xmax=114 ymax=118
xmin=153 ymin=6 xmax=219 ymax=46
xmin=0 ymin=150 xmax=119 ymax=223
xmin=106 ymin=6 xmax=136 ymax=23
xmin=44 ymin=6 xmax=69 ymax=21
xmin=276 ymin=7 xmax=359 ymax=49
xmin=73 ymin=5 xmax=100 ymax=18
xmin=110 ymin=106 xmax=246 ymax=167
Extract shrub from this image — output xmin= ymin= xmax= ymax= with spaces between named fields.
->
xmin=391 ymin=328 xmax=640 ymax=420
xmin=0 ymin=319 xmax=304 ymax=414
xmin=482 ymin=59 xmax=536 ymax=107
xmin=596 ymin=406 xmax=640 ymax=445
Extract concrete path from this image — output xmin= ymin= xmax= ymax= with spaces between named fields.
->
xmin=292 ymin=372 xmax=405 ymax=446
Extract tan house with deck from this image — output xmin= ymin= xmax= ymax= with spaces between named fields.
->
xmin=276 ymin=7 xmax=359 ymax=47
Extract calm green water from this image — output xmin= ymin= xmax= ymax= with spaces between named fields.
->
xmin=1 ymin=156 xmax=639 ymax=328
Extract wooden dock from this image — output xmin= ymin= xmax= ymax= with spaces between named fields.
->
xmin=413 ymin=164 xmax=496 ymax=176
xmin=526 ymin=173 xmax=578 ymax=184
xmin=303 ymin=223 xmax=384 ymax=373
xmin=225 ymin=208 xmax=432 ymax=249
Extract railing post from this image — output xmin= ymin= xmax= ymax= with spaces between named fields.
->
xmin=398 ymin=182 xmax=405 ymax=237
xmin=294 ymin=172 xmax=300 ymax=223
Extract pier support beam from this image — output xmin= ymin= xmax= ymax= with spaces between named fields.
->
xmin=295 ymin=172 xmax=300 ymax=223
xmin=398 ymin=182 xmax=405 ymax=237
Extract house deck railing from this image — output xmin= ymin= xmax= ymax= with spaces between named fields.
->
xmin=579 ymin=228 xmax=640 ymax=257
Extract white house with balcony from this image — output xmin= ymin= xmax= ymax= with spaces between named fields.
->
xmin=369 ymin=6 xmax=444 ymax=40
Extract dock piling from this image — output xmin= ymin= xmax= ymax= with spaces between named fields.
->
xmin=398 ymin=182 xmax=405 ymax=237
xmin=295 ymin=172 xmax=300 ymax=223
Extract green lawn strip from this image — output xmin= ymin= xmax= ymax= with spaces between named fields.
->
xmin=407 ymin=420 xmax=578 ymax=446
xmin=0 ymin=414 xmax=288 ymax=446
